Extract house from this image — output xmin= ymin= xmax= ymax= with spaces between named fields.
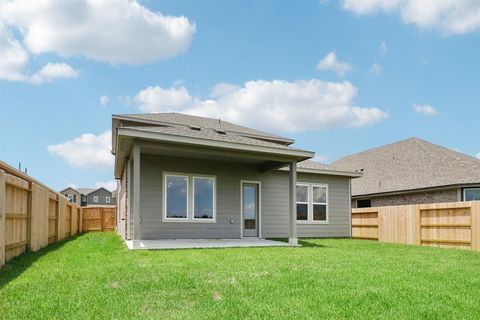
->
xmin=333 ymin=137 xmax=480 ymax=208
xmin=112 ymin=113 xmax=361 ymax=246
xmin=60 ymin=187 xmax=81 ymax=205
xmin=60 ymin=187 xmax=117 ymax=207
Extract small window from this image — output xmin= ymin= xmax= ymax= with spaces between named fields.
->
xmin=67 ymin=194 xmax=74 ymax=202
xmin=106 ymin=196 xmax=111 ymax=203
xmin=82 ymin=196 xmax=87 ymax=202
xmin=193 ymin=177 xmax=215 ymax=220
xmin=464 ymin=188 xmax=480 ymax=201
xmin=357 ymin=199 xmax=372 ymax=208
xmin=312 ymin=186 xmax=327 ymax=221
xmin=296 ymin=185 xmax=308 ymax=221
xmin=93 ymin=196 xmax=98 ymax=203
xmin=296 ymin=183 xmax=329 ymax=223
xmin=165 ymin=175 xmax=188 ymax=219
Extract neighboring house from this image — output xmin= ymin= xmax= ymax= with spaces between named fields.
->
xmin=113 ymin=113 xmax=361 ymax=245
xmin=60 ymin=187 xmax=81 ymax=205
xmin=333 ymin=137 xmax=480 ymax=208
xmin=60 ymin=187 xmax=117 ymax=207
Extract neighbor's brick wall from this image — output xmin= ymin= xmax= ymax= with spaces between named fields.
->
xmin=353 ymin=188 xmax=460 ymax=208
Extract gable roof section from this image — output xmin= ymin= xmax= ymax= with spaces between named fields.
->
xmin=60 ymin=187 xmax=79 ymax=194
xmin=333 ymin=137 xmax=480 ymax=196
xmin=122 ymin=126 xmax=300 ymax=151
xmin=113 ymin=113 xmax=294 ymax=146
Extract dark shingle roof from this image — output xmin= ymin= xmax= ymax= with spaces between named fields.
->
xmin=116 ymin=113 xmax=293 ymax=144
xmin=333 ymin=137 xmax=480 ymax=196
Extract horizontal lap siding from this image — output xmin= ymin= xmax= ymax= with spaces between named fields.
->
xmin=296 ymin=173 xmax=351 ymax=238
xmin=138 ymin=155 xmax=351 ymax=239
xmin=140 ymin=155 xmax=246 ymax=239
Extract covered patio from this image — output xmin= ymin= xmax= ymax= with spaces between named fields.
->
xmin=125 ymin=238 xmax=296 ymax=250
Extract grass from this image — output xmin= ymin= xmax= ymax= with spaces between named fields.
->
xmin=1 ymin=233 xmax=480 ymax=319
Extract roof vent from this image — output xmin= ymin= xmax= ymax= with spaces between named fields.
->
xmin=215 ymin=129 xmax=226 ymax=135
xmin=189 ymin=125 xmax=201 ymax=131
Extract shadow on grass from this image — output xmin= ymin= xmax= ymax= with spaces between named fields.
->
xmin=0 ymin=234 xmax=80 ymax=290
xmin=268 ymin=238 xmax=328 ymax=248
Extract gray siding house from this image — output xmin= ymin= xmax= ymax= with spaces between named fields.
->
xmin=60 ymin=187 xmax=116 ymax=207
xmin=333 ymin=137 xmax=480 ymax=208
xmin=113 ymin=113 xmax=360 ymax=246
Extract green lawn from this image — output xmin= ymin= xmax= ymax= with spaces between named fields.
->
xmin=1 ymin=233 xmax=480 ymax=319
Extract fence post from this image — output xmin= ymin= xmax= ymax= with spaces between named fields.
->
xmin=26 ymin=182 xmax=32 ymax=252
xmin=79 ymin=208 xmax=83 ymax=233
xmin=471 ymin=202 xmax=480 ymax=251
xmin=0 ymin=170 xmax=6 ymax=267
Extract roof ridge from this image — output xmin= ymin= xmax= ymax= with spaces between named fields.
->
xmin=113 ymin=112 xmax=294 ymax=144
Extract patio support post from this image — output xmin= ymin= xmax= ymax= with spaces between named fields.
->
xmin=132 ymin=144 xmax=141 ymax=248
xmin=289 ymin=161 xmax=298 ymax=245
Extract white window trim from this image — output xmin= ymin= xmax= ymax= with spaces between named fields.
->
xmin=192 ymin=176 xmax=216 ymax=222
xmin=162 ymin=172 xmax=216 ymax=223
xmin=464 ymin=187 xmax=480 ymax=201
xmin=67 ymin=194 xmax=74 ymax=200
xmin=106 ymin=196 xmax=111 ymax=203
xmin=93 ymin=195 xmax=98 ymax=203
xmin=296 ymin=183 xmax=329 ymax=225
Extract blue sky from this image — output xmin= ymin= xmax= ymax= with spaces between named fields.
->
xmin=0 ymin=0 xmax=479 ymax=191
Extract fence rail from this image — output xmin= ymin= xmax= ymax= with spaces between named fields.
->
xmin=352 ymin=201 xmax=480 ymax=251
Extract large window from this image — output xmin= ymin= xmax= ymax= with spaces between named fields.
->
xmin=164 ymin=173 xmax=216 ymax=222
xmin=296 ymin=183 xmax=328 ymax=223
xmin=165 ymin=175 xmax=188 ymax=219
xmin=193 ymin=177 xmax=215 ymax=220
xmin=464 ymin=188 xmax=480 ymax=201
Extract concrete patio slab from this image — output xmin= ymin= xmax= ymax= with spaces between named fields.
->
xmin=125 ymin=238 xmax=293 ymax=250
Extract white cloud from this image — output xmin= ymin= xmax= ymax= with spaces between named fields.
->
xmin=132 ymin=79 xmax=388 ymax=133
xmin=0 ymin=0 xmax=196 ymax=65
xmin=0 ymin=23 xmax=29 ymax=81
xmin=29 ymin=63 xmax=79 ymax=84
xmin=136 ymin=86 xmax=194 ymax=113
xmin=48 ymin=131 xmax=114 ymax=169
xmin=0 ymin=23 xmax=79 ymax=83
xmin=380 ymin=41 xmax=388 ymax=54
xmin=341 ymin=0 xmax=480 ymax=35
xmin=369 ymin=62 xmax=383 ymax=75
xmin=312 ymin=154 xmax=329 ymax=163
xmin=316 ymin=51 xmax=352 ymax=76
xmin=100 ymin=95 xmax=109 ymax=107
xmin=95 ymin=180 xmax=117 ymax=192
xmin=412 ymin=104 xmax=438 ymax=116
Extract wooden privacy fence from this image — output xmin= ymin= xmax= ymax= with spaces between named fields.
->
xmin=352 ymin=201 xmax=480 ymax=251
xmin=0 ymin=162 xmax=83 ymax=268
xmin=82 ymin=206 xmax=116 ymax=232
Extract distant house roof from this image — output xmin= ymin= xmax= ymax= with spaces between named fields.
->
xmin=333 ymin=137 xmax=480 ymax=197
xmin=113 ymin=113 xmax=294 ymax=145
xmin=76 ymin=188 xmax=97 ymax=196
